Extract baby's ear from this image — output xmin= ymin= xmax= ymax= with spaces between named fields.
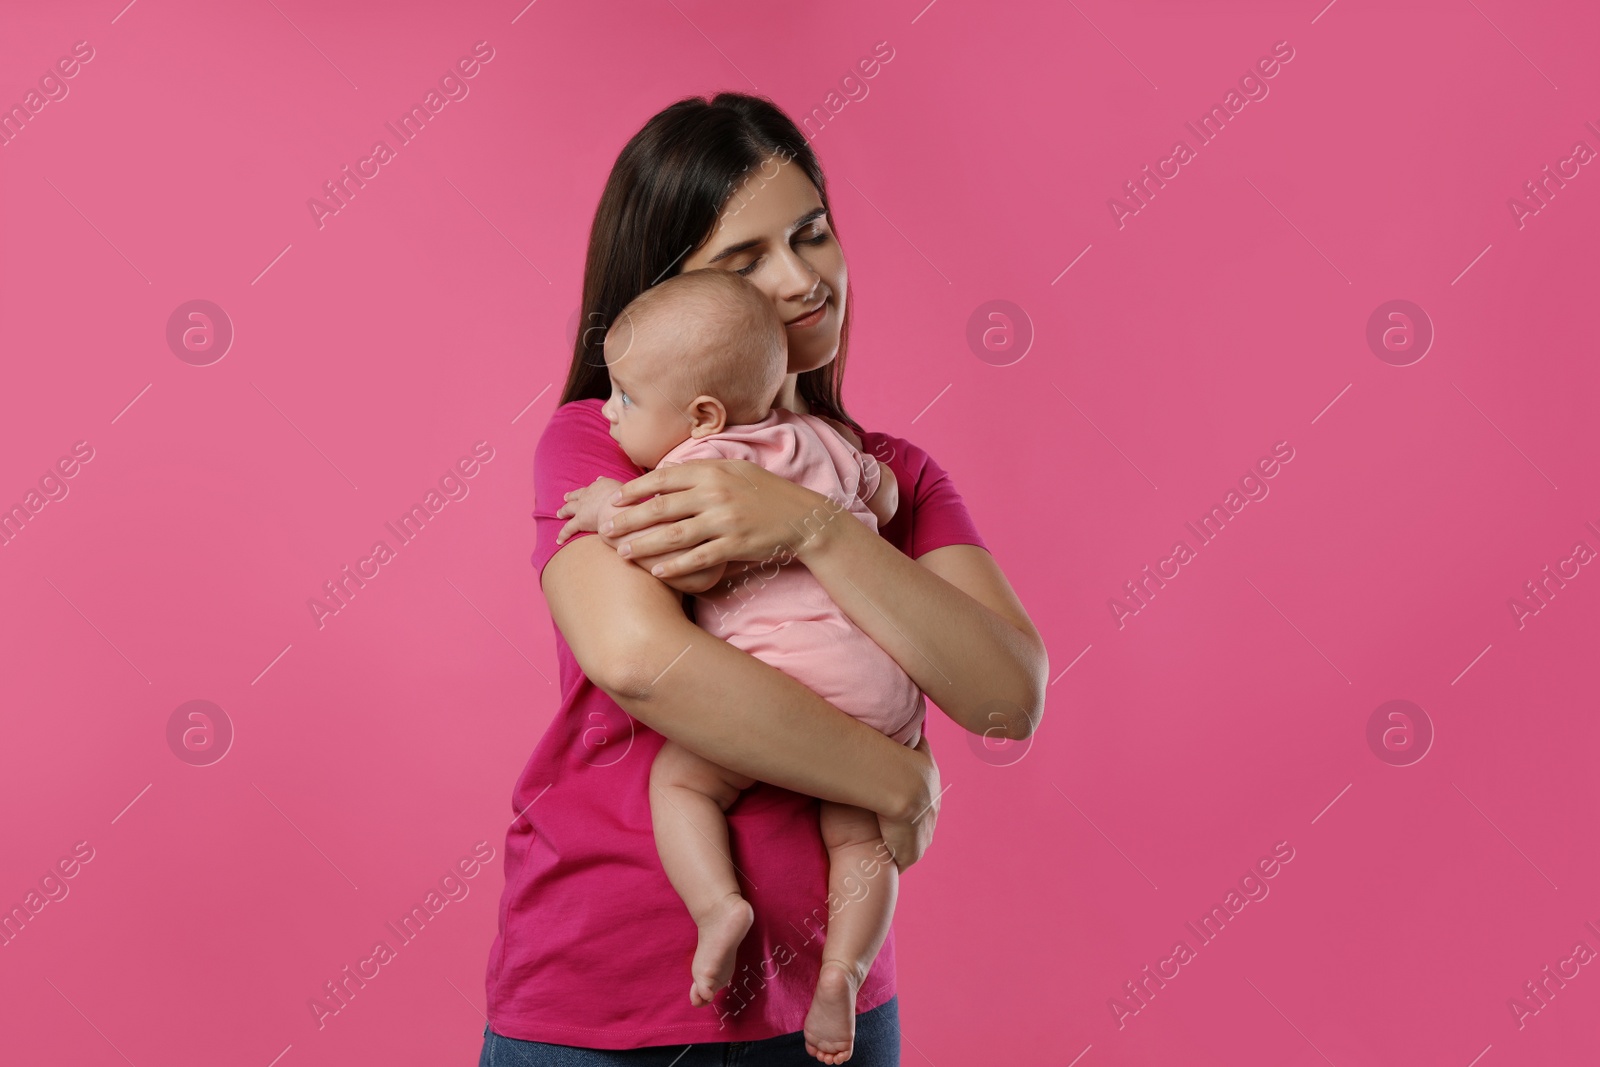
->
xmin=687 ymin=395 xmax=727 ymax=437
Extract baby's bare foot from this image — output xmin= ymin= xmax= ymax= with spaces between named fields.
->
xmin=802 ymin=960 xmax=861 ymax=1064
xmin=689 ymin=895 xmax=754 ymax=1007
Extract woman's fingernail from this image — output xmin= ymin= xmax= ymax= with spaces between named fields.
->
xmin=601 ymin=520 xmax=613 ymax=534
xmin=609 ymin=491 xmax=622 ymax=503
xmin=651 ymin=565 xmax=665 ymax=576
xmin=618 ymin=542 xmax=631 ymax=557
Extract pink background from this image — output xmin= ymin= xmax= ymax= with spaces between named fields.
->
xmin=2 ymin=0 xmax=1597 ymax=1063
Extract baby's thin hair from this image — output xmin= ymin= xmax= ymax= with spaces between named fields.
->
xmin=614 ymin=268 xmax=788 ymax=424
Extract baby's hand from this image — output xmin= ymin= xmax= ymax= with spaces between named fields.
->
xmin=556 ymin=477 xmax=625 ymax=542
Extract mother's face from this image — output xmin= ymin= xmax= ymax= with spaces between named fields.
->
xmin=679 ymin=154 xmax=847 ymax=376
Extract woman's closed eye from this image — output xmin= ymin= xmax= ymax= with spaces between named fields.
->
xmin=735 ymin=230 xmax=831 ymax=277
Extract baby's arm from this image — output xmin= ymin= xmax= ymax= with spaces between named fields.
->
xmin=559 ymin=477 xmax=728 ymax=594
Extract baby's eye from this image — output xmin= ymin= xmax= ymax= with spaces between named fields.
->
xmin=620 ymin=391 xmax=632 ymax=406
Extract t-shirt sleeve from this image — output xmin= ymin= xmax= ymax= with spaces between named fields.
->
xmin=530 ymin=400 xmax=646 ymax=583
xmin=897 ymin=436 xmax=990 ymax=559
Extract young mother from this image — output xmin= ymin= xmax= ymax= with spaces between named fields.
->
xmin=480 ymin=92 xmax=1047 ymax=1066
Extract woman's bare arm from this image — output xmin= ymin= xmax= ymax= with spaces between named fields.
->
xmin=799 ymin=423 xmax=1045 ymax=736
xmin=601 ymin=459 xmax=1049 ymax=740
xmin=797 ymin=520 xmax=1048 ymax=740
xmin=543 ymin=535 xmax=941 ymax=863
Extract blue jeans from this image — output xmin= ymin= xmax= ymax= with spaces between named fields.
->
xmin=478 ymin=996 xmax=901 ymax=1066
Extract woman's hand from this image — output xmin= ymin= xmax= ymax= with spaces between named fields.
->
xmin=603 ymin=459 xmax=848 ymax=579
xmin=875 ymin=733 xmax=940 ymax=872
xmin=556 ymin=475 xmax=730 ymax=594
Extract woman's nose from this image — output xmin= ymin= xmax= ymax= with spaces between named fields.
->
xmin=774 ymin=249 xmax=820 ymax=302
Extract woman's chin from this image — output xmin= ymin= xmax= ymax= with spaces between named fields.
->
xmin=789 ymin=341 xmax=839 ymax=376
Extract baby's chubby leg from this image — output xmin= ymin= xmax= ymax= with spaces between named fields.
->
xmin=649 ymin=740 xmax=758 ymax=1007
xmin=803 ymin=801 xmax=899 ymax=1064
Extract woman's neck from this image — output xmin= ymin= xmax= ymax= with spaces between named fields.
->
xmin=773 ymin=373 xmax=807 ymax=415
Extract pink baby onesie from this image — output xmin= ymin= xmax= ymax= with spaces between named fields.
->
xmin=656 ymin=408 xmax=925 ymax=746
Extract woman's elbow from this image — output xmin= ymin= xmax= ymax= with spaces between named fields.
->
xmin=960 ymin=673 xmax=1044 ymax=739
xmin=592 ymin=657 xmax=655 ymax=705
xmin=583 ymin=620 xmax=695 ymax=704
xmin=964 ymin=691 xmax=1041 ymax=742
xmin=996 ymin=691 xmax=1044 ymax=740
xmin=1001 ymin=635 xmax=1049 ymax=739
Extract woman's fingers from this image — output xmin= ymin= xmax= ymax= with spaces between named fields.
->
xmin=625 ymin=544 xmax=715 ymax=580
xmin=606 ymin=483 xmax=708 ymax=538
xmin=645 ymin=538 xmax=729 ymax=578
xmin=612 ymin=467 xmax=669 ymax=506
xmin=877 ymin=814 xmax=924 ymax=871
xmin=616 ymin=519 xmax=710 ymax=567
xmin=885 ymin=733 xmax=940 ymax=871
xmin=612 ymin=460 xmax=715 ymax=507
xmin=604 ymin=458 xmax=806 ymax=563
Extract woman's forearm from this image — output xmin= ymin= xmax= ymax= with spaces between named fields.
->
xmin=613 ymin=620 xmax=930 ymax=819
xmin=545 ymin=537 xmax=932 ymax=820
xmin=794 ymin=514 xmax=1048 ymax=738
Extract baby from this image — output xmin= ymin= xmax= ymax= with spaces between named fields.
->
xmin=559 ymin=268 xmax=923 ymax=1064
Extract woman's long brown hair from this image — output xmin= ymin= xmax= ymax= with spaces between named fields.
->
xmin=558 ymin=92 xmax=860 ymax=433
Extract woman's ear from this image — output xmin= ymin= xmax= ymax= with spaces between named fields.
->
xmin=687 ymin=396 xmax=728 ymax=438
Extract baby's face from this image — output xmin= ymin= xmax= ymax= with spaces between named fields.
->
xmin=600 ymin=332 xmax=696 ymax=470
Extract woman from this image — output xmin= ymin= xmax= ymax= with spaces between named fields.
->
xmin=480 ymin=92 xmax=1047 ymax=1066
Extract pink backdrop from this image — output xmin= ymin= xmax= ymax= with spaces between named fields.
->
xmin=3 ymin=0 xmax=1597 ymax=1064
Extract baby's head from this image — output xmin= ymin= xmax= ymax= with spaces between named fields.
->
xmin=601 ymin=268 xmax=788 ymax=469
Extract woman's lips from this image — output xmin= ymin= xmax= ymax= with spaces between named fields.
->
xmin=786 ymin=302 xmax=826 ymax=329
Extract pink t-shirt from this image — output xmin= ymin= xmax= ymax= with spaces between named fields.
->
xmin=659 ymin=409 xmax=923 ymax=746
xmin=484 ymin=398 xmax=988 ymax=1048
